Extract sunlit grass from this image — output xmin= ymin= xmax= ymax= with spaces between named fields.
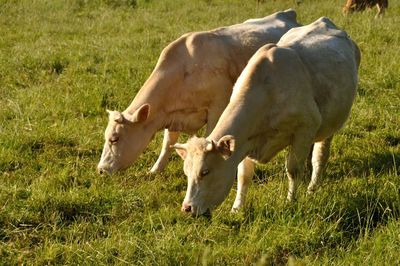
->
xmin=0 ymin=0 xmax=399 ymax=264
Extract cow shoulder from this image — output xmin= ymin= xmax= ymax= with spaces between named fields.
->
xmin=184 ymin=32 xmax=220 ymax=55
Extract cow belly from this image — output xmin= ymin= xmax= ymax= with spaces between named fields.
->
xmin=168 ymin=108 xmax=208 ymax=133
xmin=314 ymin=96 xmax=355 ymax=142
xmin=248 ymin=134 xmax=292 ymax=164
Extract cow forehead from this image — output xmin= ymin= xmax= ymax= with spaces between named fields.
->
xmin=108 ymin=110 xmax=122 ymax=121
xmin=184 ymin=139 xmax=209 ymax=169
xmin=105 ymin=121 xmax=123 ymax=136
xmin=186 ymin=148 xmax=207 ymax=167
xmin=186 ymin=137 xmax=211 ymax=153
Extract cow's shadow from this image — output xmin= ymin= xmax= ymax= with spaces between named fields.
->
xmin=239 ymin=142 xmax=400 ymax=241
xmin=326 ymin=150 xmax=399 ymax=180
xmin=253 ymin=150 xmax=399 ymax=183
xmin=243 ymin=150 xmax=400 ymax=252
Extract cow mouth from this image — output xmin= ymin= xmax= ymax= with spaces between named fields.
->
xmin=97 ymin=163 xmax=114 ymax=175
xmin=190 ymin=206 xmax=212 ymax=218
xmin=97 ymin=167 xmax=111 ymax=175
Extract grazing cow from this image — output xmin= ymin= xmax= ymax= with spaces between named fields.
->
xmin=97 ymin=10 xmax=300 ymax=174
xmin=174 ymin=17 xmax=361 ymax=216
xmin=343 ymin=0 xmax=388 ymax=18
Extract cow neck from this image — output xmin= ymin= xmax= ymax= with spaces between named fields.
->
xmin=208 ymin=119 xmax=249 ymax=167
xmin=125 ymin=86 xmax=194 ymax=134
xmin=124 ymin=88 xmax=169 ymax=133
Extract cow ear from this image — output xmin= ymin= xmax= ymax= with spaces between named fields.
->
xmin=205 ymin=140 xmax=215 ymax=152
xmin=125 ymin=104 xmax=150 ymax=123
xmin=216 ymin=135 xmax=235 ymax=160
xmin=172 ymin=143 xmax=188 ymax=160
xmin=135 ymin=104 xmax=150 ymax=122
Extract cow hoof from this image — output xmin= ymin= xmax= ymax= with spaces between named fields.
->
xmin=286 ymin=195 xmax=298 ymax=203
xmin=231 ymin=202 xmax=243 ymax=213
xmin=149 ymin=165 xmax=163 ymax=173
xmin=149 ymin=168 xmax=157 ymax=174
xmin=231 ymin=207 xmax=240 ymax=213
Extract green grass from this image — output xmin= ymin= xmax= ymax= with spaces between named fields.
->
xmin=1 ymin=0 xmax=399 ymax=264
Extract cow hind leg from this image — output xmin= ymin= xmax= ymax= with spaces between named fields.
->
xmin=231 ymin=157 xmax=254 ymax=212
xmin=307 ymin=136 xmax=333 ymax=194
xmin=286 ymin=132 xmax=315 ymax=201
xmin=150 ymin=129 xmax=180 ymax=173
xmin=375 ymin=2 xmax=387 ymax=18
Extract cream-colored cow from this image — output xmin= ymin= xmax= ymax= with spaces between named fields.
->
xmin=97 ymin=10 xmax=300 ymax=174
xmin=174 ymin=17 xmax=361 ymax=216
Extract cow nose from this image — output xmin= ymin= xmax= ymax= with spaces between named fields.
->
xmin=181 ymin=203 xmax=191 ymax=213
xmin=97 ymin=167 xmax=104 ymax=175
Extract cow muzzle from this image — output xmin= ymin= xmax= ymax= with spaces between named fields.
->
xmin=181 ymin=203 xmax=192 ymax=213
xmin=181 ymin=203 xmax=211 ymax=218
xmin=97 ymin=164 xmax=112 ymax=175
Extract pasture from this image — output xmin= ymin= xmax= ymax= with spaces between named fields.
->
xmin=0 ymin=0 xmax=399 ymax=264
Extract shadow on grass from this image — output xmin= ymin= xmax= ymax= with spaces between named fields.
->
xmin=17 ymin=137 xmax=101 ymax=159
xmin=1 ymin=137 xmax=102 ymax=174
xmin=334 ymin=187 xmax=400 ymax=240
xmin=328 ymin=150 xmax=399 ymax=179
xmin=221 ymin=150 xmax=400 ymax=263
xmin=226 ymin=179 xmax=400 ymax=264
xmin=0 ymin=160 xmax=23 ymax=172
xmin=252 ymin=150 xmax=399 ymax=184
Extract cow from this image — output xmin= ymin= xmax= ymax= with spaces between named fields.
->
xmin=97 ymin=10 xmax=300 ymax=174
xmin=342 ymin=0 xmax=388 ymax=18
xmin=173 ymin=17 xmax=361 ymax=216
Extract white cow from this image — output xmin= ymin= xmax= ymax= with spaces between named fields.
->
xmin=174 ymin=17 xmax=361 ymax=216
xmin=97 ymin=10 xmax=300 ymax=174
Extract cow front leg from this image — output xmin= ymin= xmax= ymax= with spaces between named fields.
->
xmin=150 ymin=129 xmax=180 ymax=173
xmin=307 ymin=136 xmax=332 ymax=194
xmin=232 ymin=157 xmax=254 ymax=212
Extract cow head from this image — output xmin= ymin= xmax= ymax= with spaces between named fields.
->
xmin=97 ymin=104 xmax=151 ymax=174
xmin=173 ymin=135 xmax=236 ymax=216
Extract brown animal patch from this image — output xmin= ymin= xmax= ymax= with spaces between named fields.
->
xmin=343 ymin=0 xmax=388 ymax=17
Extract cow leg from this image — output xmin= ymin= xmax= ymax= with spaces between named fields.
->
xmin=375 ymin=3 xmax=385 ymax=18
xmin=286 ymin=133 xmax=314 ymax=201
xmin=150 ymin=129 xmax=180 ymax=173
xmin=307 ymin=136 xmax=333 ymax=194
xmin=232 ymin=157 xmax=254 ymax=212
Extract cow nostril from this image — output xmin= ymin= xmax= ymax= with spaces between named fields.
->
xmin=181 ymin=204 xmax=191 ymax=213
xmin=97 ymin=167 xmax=104 ymax=175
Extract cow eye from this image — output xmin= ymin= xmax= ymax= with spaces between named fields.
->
xmin=109 ymin=136 xmax=119 ymax=144
xmin=200 ymin=169 xmax=209 ymax=177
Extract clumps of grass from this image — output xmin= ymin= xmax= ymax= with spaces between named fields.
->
xmin=385 ymin=135 xmax=400 ymax=147
xmin=1 ymin=0 xmax=399 ymax=264
xmin=12 ymin=56 xmax=45 ymax=89
xmin=100 ymin=92 xmax=118 ymax=109
xmin=332 ymin=183 xmax=399 ymax=240
xmin=50 ymin=58 xmax=68 ymax=75
xmin=104 ymin=0 xmax=137 ymax=9
xmin=0 ymin=160 xmax=23 ymax=172
xmin=8 ymin=54 xmax=70 ymax=90
xmin=73 ymin=0 xmax=137 ymax=11
xmin=13 ymin=137 xmax=76 ymax=161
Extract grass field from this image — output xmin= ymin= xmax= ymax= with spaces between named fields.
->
xmin=1 ymin=0 xmax=399 ymax=264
